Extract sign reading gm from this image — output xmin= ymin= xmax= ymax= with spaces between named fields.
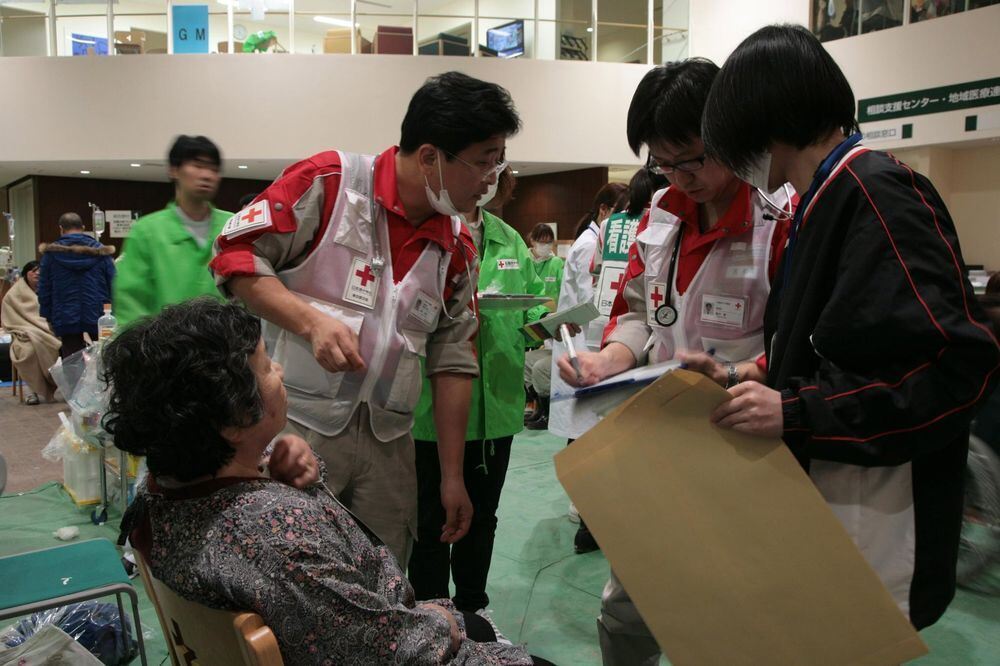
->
xmin=172 ymin=5 xmax=210 ymax=54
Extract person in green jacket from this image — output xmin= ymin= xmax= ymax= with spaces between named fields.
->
xmin=409 ymin=168 xmax=550 ymax=612
xmin=527 ymin=222 xmax=564 ymax=303
xmin=114 ymin=135 xmax=232 ymax=328
xmin=523 ymin=222 xmax=564 ymax=428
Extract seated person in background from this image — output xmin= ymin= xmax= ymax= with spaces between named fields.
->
xmin=109 ymin=298 xmax=544 ymax=666
xmin=1 ymin=261 xmax=60 ymax=404
xmin=523 ymin=222 xmax=564 ymax=429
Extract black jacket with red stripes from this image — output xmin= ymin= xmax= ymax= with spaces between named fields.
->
xmin=766 ymin=148 xmax=1000 ymax=628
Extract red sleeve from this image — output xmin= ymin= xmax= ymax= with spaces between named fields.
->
xmin=211 ymin=151 xmax=343 ymax=278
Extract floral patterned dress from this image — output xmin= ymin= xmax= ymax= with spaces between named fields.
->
xmin=122 ymin=474 xmax=533 ymax=665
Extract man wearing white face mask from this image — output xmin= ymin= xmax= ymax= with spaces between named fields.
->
xmin=211 ymin=72 xmax=521 ymax=567
xmin=556 ymin=59 xmax=793 ymax=665
xmin=409 ymin=168 xmax=552 ymax=612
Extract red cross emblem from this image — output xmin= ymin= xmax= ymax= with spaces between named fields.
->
xmin=241 ymin=206 xmax=263 ymax=225
xmin=735 ymin=302 xmax=742 ymax=310
xmin=355 ymin=264 xmax=375 ymax=287
xmin=611 ymin=271 xmax=625 ymax=292
xmin=650 ymin=286 xmax=664 ymax=308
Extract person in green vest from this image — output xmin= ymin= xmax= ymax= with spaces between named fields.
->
xmin=113 ymin=135 xmax=232 ymax=328
xmin=408 ymin=168 xmax=550 ymax=612
xmin=527 ymin=222 xmax=563 ymax=302
xmin=523 ymin=222 xmax=564 ymax=429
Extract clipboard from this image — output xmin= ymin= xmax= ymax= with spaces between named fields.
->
xmin=476 ymin=294 xmax=552 ymax=311
xmin=523 ymin=302 xmax=600 ymax=342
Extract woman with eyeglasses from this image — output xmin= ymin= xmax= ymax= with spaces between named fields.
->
xmin=408 ymin=167 xmax=554 ymax=614
xmin=555 ymin=58 xmax=793 ymax=665
xmin=697 ymin=25 xmax=999 ymax=630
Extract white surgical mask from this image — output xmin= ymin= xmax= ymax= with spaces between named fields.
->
xmin=532 ymin=243 xmax=553 ymax=260
xmin=477 ymin=180 xmax=499 ymax=208
xmin=424 ymin=150 xmax=462 ymax=217
xmin=739 ymin=151 xmax=773 ymax=192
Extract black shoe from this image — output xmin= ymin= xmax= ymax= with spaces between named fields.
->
xmin=574 ymin=524 xmax=600 ymax=554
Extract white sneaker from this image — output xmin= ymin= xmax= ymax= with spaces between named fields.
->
xmin=568 ymin=502 xmax=580 ymax=524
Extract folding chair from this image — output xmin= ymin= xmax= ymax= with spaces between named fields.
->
xmin=0 ymin=538 xmax=147 ymax=664
xmin=136 ymin=553 xmax=283 ymax=666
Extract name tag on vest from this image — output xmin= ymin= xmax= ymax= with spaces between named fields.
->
xmin=701 ymin=294 xmax=746 ymax=328
xmin=410 ymin=291 xmax=441 ymax=327
xmin=343 ymin=257 xmax=379 ymax=309
xmin=497 ymin=258 xmax=520 ymax=270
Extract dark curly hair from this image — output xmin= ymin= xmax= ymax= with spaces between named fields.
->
xmin=101 ymin=298 xmax=263 ymax=482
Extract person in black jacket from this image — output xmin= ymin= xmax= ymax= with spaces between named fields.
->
xmin=693 ymin=24 xmax=1000 ymax=630
xmin=38 ymin=212 xmax=116 ymax=358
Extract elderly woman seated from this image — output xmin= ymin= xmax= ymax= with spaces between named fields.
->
xmin=1 ymin=261 xmax=60 ymax=405
xmin=109 ymin=298 xmax=549 ymax=665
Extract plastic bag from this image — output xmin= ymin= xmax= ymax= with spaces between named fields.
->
xmin=0 ymin=624 xmax=103 ymax=665
xmin=49 ymin=345 xmax=112 ymax=448
xmin=0 ymin=601 xmax=137 ymax=665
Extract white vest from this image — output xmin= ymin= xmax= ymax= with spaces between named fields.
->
xmin=637 ymin=186 xmax=784 ymax=364
xmin=270 ymin=151 xmax=462 ymax=440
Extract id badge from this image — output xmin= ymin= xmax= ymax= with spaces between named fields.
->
xmin=700 ymin=295 xmax=747 ymax=328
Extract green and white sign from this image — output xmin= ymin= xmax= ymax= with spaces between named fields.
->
xmin=858 ymin=77 xmax=1000 ymax=123
xmin=601 ymin=213 xmax=641 ymax=263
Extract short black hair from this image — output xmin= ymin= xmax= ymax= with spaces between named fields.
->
xmin=101 ymin=298 xmax=263 ymax=482
xmin=626 ymin=58 xmax=720 ymax=156
xmin=58 ymin=212 xmax=84 ymax=230
xmin=22 ymin=260 xmax=39 ymax=274
xmin=168 ymin=135 xmax=222 ymax=169
xmin=625 ymin=168 xmax=667 ymax=218
xmin=529 ymin=223 xmax=555 ymax=243
xmin=702 ymin=24 xmax=859 ymax=176
xmin=399 ymin=71 xmax=521 ymax=156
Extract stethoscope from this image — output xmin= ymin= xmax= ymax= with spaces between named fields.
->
xmin=366 ymin=160 xmax=477 ymax=322
xmin=653 ymin=225 xmax=683 ymax=327
xmin=757 ymin=183 xmax=796 ymax=221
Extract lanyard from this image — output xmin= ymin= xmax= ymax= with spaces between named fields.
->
xmin=781 ymin=132 xmax=862 ymax=289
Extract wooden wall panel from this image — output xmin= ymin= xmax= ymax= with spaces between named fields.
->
xmin=500 ymin=167 xmax=608 ymax=241
xmin=32 ymin=175 xmax=272 ymax=257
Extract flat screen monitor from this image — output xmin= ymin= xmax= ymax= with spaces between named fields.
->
xmin=487 ymin=20 xmax=524 ymax=58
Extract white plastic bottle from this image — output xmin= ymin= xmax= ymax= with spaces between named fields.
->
xmin=97 ymin=303 xmax=117 ymax=341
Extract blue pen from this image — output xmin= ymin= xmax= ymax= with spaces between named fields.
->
xmin=679 ymin=347 xmax=715 ymax=370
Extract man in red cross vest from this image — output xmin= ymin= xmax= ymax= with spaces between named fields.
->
xmin=557 ymin=59 xmax=792 ymax=666
xmin=210 ymin=72 xmax=522 ymax=569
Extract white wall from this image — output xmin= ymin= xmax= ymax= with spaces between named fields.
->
xmin=0 ymin=54 xmax=649 ymax=167
xmin=826 ymin=5 xmax=1000 ymax=151
xmin=688 ymin=0 xmax=807 ymax=65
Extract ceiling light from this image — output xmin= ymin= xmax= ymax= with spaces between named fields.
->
xmin=238 ymin=165 xmax=249 ymax=169
xmin=130 ymin=163 xmax=141 ymax=167
xmin=314 ymin=16 xmax=354 ymax=27
xmin=512 ymin=170 xmax=520 ymax=174
xmin=586 ymin=27 xmax=594 ymax=33
xmin=80 ymin=170 xmax=91 ymax=175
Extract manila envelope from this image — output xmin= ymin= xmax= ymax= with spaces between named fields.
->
xmin=555 ymin=370 xmax=928 ymax=666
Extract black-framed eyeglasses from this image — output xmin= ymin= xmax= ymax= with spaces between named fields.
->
xmin=444 ymin=149 xmax=508 ymax=182
xmin=646 ymin=153 xmax=707 ymax=176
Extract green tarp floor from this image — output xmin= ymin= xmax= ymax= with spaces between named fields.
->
xmin=1 ymin=429 xmax=998 ymax=664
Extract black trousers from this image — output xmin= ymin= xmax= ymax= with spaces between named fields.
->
xmin=409 ymin=437 xmax=513 ymax=612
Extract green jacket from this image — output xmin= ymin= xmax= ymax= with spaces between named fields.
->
xmin=113 ymin=202 xmax=232 ymax=328
xmin=532 ymin=255 xmax=565 ymax=305
xmin=413 ymin=211 xmax=550 ymax=442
